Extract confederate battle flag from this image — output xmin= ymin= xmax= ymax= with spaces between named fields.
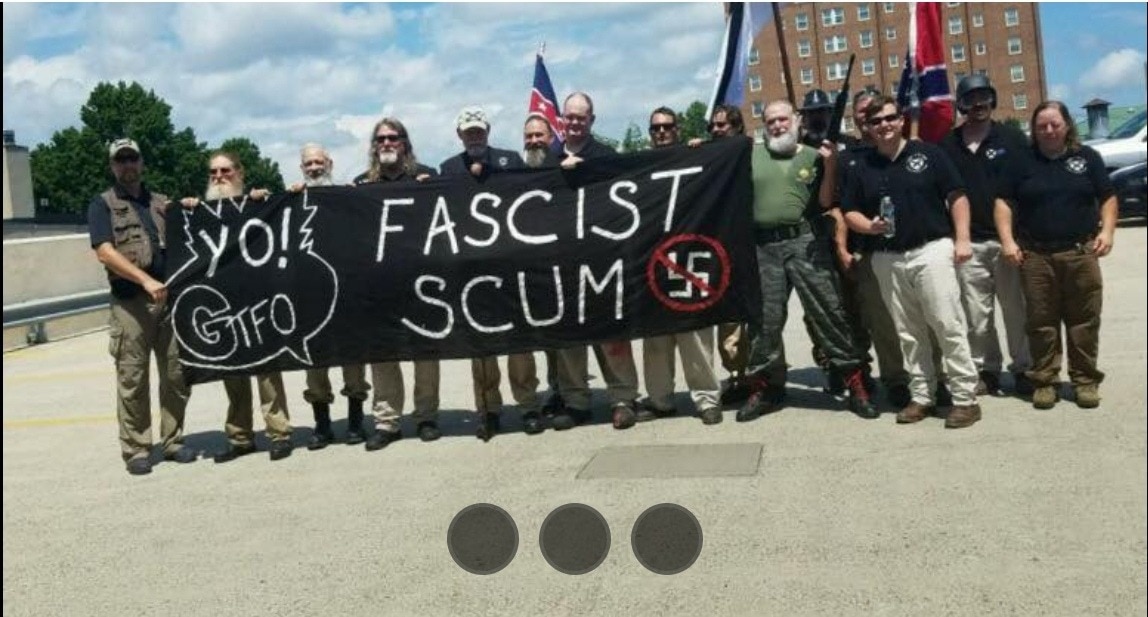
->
xmin=528 ymin=52 xmax=565 ymax=152
xmin=896 ymin=2 xmax=955 ymax=143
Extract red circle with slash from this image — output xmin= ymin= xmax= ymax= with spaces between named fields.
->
xmin=646 ymin=234 xmax=730 ymax=312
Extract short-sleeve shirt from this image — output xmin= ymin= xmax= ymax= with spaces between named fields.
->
xmin=751 ymin=144 xmax=821 ymax=229
xmin=353 ymin=163 xmax=438 ymax=185
xmin=86 ymin=184 xmax=165 ymax=299
xmin=939 ymin=121 xmax=1030 ymax=242
xmin=841 ymin=139 xmax=965 ymax=252
xmin=997 ymin=145 xmax=1114 ymax=243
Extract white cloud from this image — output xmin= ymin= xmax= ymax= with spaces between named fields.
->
xmin=1079 ymin=48 xmax=1148 ymax=90
xmin=1048 ymin=83 xmax=1072 ymax=102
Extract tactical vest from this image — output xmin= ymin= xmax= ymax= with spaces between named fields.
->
xmin=102 ymin=188 xmax=168 ymax=283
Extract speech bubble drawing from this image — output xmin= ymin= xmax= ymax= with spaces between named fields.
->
xmin=168 ymin=190 xmax=339 ymax=371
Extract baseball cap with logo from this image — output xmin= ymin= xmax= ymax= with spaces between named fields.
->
xmin=108 ymin=138 xmax=141 ymax=159
xmin=456 ymin=106 xmax=490 ymax=132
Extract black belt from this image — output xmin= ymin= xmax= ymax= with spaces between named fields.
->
xmin=1021 ymin=234 xmax=1095 ymax=254
xmin=755 ymin=220 xmax=812 ymax=244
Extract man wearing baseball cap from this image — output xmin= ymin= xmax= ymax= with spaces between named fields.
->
xmin=87 ymin=138 xmax=195 ymax=475
xmin=440 ymin=106 xmax=525 ymax=178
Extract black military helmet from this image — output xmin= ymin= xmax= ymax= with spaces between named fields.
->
xmin=955 ymin=74 xmax=997 ymax=112
xmin=801 ymin=89 xmax=833 ymax=111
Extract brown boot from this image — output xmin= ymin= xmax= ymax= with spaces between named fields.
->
xmin=945 ymin=404 xmax=982 ymax=429
xmin=896 ymin=402 xmax=934 ymax=424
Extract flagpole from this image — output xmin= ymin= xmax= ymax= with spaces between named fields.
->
xmin=772 ymin=2 xmax=795 ymax=104
xmin=907 ymin=3 xmax=921 ymax=139
xmin=538 ymin=41 xmax=545 ymax=58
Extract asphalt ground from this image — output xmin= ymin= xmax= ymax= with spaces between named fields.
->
xmin=4 ymin=226 xmax=1146 ymax=617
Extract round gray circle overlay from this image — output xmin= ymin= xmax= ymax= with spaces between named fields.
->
xmin=447 ymin=503 xmax=519 ymax=575
xmin=631 ymin=503 xmax=703 ymax=575
xmin=538 ymin=503 xmax=612 ymax=575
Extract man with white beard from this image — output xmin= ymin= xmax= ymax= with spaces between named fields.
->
xmin=440 ymin=106 xmax=525 ymax=178
xmin=182 ymin=151 xmax=295 ymax=462
xmin=736 ymin=101 xmax=877 ymax=423
xmin=287 ymin=144 xmax=372 ymax=450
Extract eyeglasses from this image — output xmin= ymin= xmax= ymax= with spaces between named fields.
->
xmin=113 ymin=154 xmax=140 ymax=163
xmin=649 ymin=123 xmax=677 ymax=133
xmin=866 ymin=113 xmax=901 ymax=127
xmin=209 ymin=167 xmax=233 ymax=176
xmin=563 ymin=113 xmax=590 ymax=123
xmin=374 ymin=134 xmax=404 ymax=144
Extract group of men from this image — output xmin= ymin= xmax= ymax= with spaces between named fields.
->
xmin=90 ymin=77 xmax=1033 ymax=476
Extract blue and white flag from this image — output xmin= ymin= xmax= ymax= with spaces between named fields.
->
xmin=707 ymin=2 xmax=772 ymax=118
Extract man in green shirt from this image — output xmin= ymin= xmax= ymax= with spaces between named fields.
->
xmin=738 ymin=100 xmax=877 ymax=422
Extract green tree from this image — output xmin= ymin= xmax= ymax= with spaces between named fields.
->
xmin=592 ymin=131 xmax=621 ymax=153
xmin=215 ymin=137 xmax=285 ymax=192
xmin=30 ymin=81 xmax=207 ymax=213
xmin=677 ymin=100 xmax=710 ymax=143
xmin=619 ymin=122 xmax=650 ymax=153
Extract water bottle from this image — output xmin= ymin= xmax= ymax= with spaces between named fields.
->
xmin=879 ymin=196 xmax=896 ymax=238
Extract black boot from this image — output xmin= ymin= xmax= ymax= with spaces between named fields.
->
xmin=346 ymin=399 xmax=366 ymax=445
xmin=307 ymin=403 xmax=334 ymax=451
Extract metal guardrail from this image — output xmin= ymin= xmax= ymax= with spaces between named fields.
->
xmin=3 ymin=290 xmax=110 ymax=345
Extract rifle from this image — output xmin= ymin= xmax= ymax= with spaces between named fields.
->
xmin=826 ymin=53 xmax=856 ymax=144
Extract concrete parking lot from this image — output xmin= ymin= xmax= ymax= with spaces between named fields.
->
xmin=4 ymin=226 xmax=1146 ymax=617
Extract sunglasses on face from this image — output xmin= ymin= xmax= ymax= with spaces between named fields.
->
xmin=866 ymin=113 xmax=901 ymax=127
xmin=709 ymin=121 xmax=730 ymax=130
xmin=374 ymin=134 xmax=404 ymax=144
xmin=114 ymin=154 xmax=140 ymax=163
xmin=209 ymin=167 xmax=233 ymax=176
xmin=649 ymin=123 xmax=677 ymax=133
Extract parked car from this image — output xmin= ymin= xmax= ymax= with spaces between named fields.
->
xmin=1111 ymin=161 xmax=1147 ymax=222
xmin=1088 ymin=109 xmax=1147 ymax=172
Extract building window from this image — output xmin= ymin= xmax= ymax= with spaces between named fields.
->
xmin=748 ymin=47 xmax=760 ymax=66
xmin=884 ymin=3 xmax=895 ymax=13
xmin=844 ymin=117 xmax=855 ymax=132
xmin=798 ymin=40 xmax=812 ymax=58
xmin=952 ymin=44 xmax=966 ymax=63
xmin=862 ymin=58 xmax=876 ymax=76
xmin=753 ymin=127 xmax=766 ymax=144
xmin=976 ymin=68 xmax=988 ymax=76
xmin=948 ymin=16 xmax=963 ymax=35
xmin=821 ymin=7 xmax=845 ymax=27
xmin=1013 ymin=94 xmax=1028 ymax=110
xmin=1005 ymin=8 xmax=1019 ymax=27
xmin=947 ymin=2 xmax=960 ymax=6
xmin=954 ymin=71 xmax=967 ymax=83
xmin=1019 ymin=120 xmax=1030 ymax=132
xmin=891 ymin=81 xmax=900 ymax=95
xmin=975 ymin=42 xmax=987 ymax=56
xmin=800 ymin=67 xmax=814 ymax=84
xmin=824 ymin=35 xmax=848 ymax=54
xmin=1010 ymin=65 xmax=1025 ymax=83
xmin=827 ymin=62 xmax=849 ymax=81
xmin=752 ymin=101 xmax=765 ymax=118
xmin=972 ymin=13 xmax=984 ymax=27
xmin=1008 ymin=37 xmax=1022 ymax=55
xmin=749 ymin=75 xmax=762 ymax=92
xmin=885 ymin=27 xmax=897 ymax=41
xmin=859 ymin=30 xmax=874 ymax=48
xmin=858 ymin=5 xmax=871 ymax=21
xmin=795 ymin=12 xmax=809 ymax=30
xmin=889 ymin=53 xmax=900 ymax=68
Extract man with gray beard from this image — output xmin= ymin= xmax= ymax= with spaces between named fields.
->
xmin=287 ymin=144 xmax=372 ymax=449
xmin=737 ymin=100 xmax=877 ymax=423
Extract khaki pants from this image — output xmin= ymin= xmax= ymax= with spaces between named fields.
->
xmin=471 ymin=354 xmax=541 ymax=414
xmin=223 ymin=373 xmax=292 ymax=445
xmin=370 ymin=360 xmax=440 ymax=431
xmin=716 ymin=323 xmax=748 ymax=377
xmin=853 ymin=255 xmax=909 ymax=387
xmin=303 ymin=364 xmax=370 ymax=404
xmin=555 ymin=341 xmax=639 ymax=411
xmin=957 ymin=239 xmax=1031 ymax=375
xmin=870 ymin=238 xmax=978 ymax=406
xmin=643 ymin=328 xmax=720 ymax=411
xmin=1020 ymin=246 xmax=1105 ymax=387
xmin=108 ymin=295 xmax=189 ymax=461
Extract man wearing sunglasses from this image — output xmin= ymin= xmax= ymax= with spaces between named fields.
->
xmin=940 ymin=75 xmax=1033 ymax=399
xmin=88 ymin=138 xmax=195 ymax=475
xmin=737 ymin=101 xmax=877 ymax=423
xmin=639 ymin=108 xmax=723 ymax=426
xmin=841 ymin=95 xmax=981 ymax=429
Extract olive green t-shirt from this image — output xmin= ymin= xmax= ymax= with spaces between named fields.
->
xmin=751 ymin=144 xmax=821 ymax=229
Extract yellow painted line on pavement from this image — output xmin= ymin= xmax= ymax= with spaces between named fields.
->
xmin=3 ymin=414 xmax=114 ymax=429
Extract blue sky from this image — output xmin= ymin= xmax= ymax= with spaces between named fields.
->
xmin=3 ymin=2 xmax=1146 ymax=183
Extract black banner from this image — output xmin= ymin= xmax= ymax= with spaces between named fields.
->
xmin=166 ymin=137 xmax=759 ymax=384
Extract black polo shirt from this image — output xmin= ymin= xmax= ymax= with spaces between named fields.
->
xmin=998 ymin=145 xmax=1114 ymax=243
xmin=87 ymin=183 xmax=165 ymax=299
xmin=439 ymin=147 xmax=524 ymax=177
xmin=352 ymin=163 xmax=438 ymax=185
xmin=939 ymin=121 xmax=1029 ymax=242
xmin=841 ymin=139 xmax=965 ymax=252
xmin=565 ymin=137 xmax=617 ymax=161
xmin=836 ymin=141 xmax=875 ymax=252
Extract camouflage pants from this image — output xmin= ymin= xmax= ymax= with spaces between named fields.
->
xmin=746 ymin=232 xmax=865 ymax=383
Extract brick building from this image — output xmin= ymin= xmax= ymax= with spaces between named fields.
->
xmin=743 ymin=3 xmax=1047 ymax=140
